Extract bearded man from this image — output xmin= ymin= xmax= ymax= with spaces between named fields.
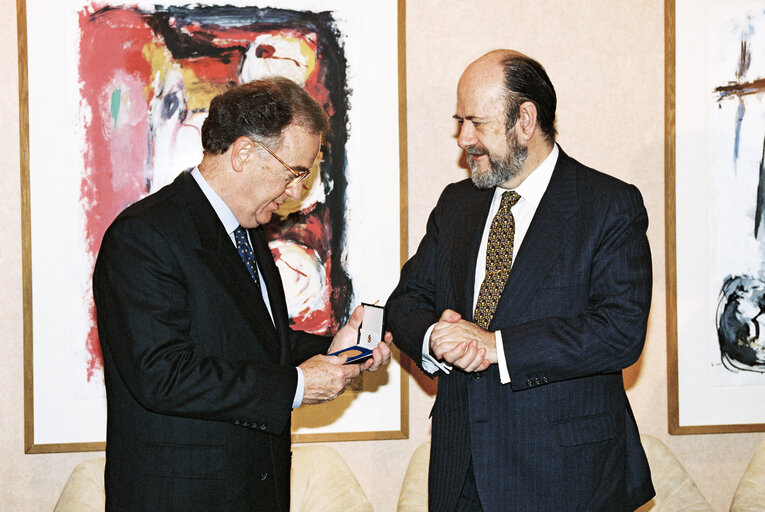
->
xmin=386 ymin=50 xmax=655 ymax=512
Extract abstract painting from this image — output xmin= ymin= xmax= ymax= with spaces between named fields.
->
xmin=710 ymin=9 xmax=765 ymax=376
xmin=21 ymin=0 xmax=406 ymax=452
xmin=668 ymin=0 xmax=765 ymax=433
xmin=76 ymin=4 xmax=353 ymax=383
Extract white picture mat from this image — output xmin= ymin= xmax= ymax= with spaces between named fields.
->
xmin=26 ymin=0 xmax=403 ymax=447
xmin=675 ymin=0 xmax=765 ymax=428
xmin=294 ymin=0 xmax=402 ymax=436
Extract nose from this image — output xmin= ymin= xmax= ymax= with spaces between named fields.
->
xmin=457 ymin=121 xmax=476 ymax=150
xmin=284 ymin=181 xmax=302 ymax=200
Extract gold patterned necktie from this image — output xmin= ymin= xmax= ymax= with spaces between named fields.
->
xmin=474 ymin=190 xmax=521 ymax=329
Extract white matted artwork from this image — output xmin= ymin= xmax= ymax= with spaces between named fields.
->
xmin=19 ymin=0 xmax=408 ymax=452
xmin=668 ymin=0 xmax=765 ymax=433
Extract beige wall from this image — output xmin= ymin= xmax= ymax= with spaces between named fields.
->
xmin=2 ymin=0 xmax=763 ymax=511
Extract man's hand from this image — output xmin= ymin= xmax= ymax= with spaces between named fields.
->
xmin=328 ymin=305 xmax=365 ymax=353
xmin=328 ymin=305 xmax=394 ymax=372
xmin=360 ymin=332 xmax=393 ymax=372
xmin=299 ymin=354 xmax=360 ymax=404
xmin=430 ymin=309 xmax=494 ymax=372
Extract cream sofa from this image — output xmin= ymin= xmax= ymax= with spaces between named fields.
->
xmin=398 ymin=435 xmax=713 ymax=511
xmin=54 ymin=445 xmax=372 ymax=512
xmin=730 ymin=437 xmax=765 ymax=511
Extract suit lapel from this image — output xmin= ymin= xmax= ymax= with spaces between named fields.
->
xmin=180 ymin=172 xmax=282 ymax=359
xmin=459 ymin=186 xmax=494 ymax=322
xmin=489 ymin=150 xmax=580 ymax=327
xmin=249 ymin=226 xmax=292 ymax=366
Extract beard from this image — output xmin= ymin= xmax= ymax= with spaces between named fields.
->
xmin=467 ymin=129 xmax=528 ymax=189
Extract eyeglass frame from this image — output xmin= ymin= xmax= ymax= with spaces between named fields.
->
xmin=251 ymin=138 xmax=312 ymax=188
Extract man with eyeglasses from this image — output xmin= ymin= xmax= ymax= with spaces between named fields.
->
xmin=93 ymin=77 xmax=391 ymax=512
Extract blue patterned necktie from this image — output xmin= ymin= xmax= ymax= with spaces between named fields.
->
xmin=474 ymin=190 xmax=521 ymax=329
xmin=233 ymin=226 xmax=262 ymax=292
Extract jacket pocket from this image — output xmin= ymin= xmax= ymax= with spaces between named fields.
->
xmin=553 ymin=412 xmax=618 ymax=447
xmin=146 ymin=443 xmax=226 ymax=478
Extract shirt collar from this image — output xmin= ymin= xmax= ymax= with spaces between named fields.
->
xmin=494 ymin=143 xmax=559 ymax=206
xmin=191 ymin=167 xmax=240 ymax=236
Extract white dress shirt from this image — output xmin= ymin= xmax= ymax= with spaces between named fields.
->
xmin=421 ymin=145 xmax=559 ymax=384
xmin=191 ymin=168 xmax=305 ymax=407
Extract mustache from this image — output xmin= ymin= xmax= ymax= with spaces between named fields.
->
xmin=464 ymin=145 xmax=487 ymax=156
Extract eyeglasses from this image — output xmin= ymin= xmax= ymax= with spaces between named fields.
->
xmin=252 ymin=139 xmax=312 ymax=188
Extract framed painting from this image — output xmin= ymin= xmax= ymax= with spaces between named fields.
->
xmin=667 ymin=0 xmax=765 ymax=433
xmin=20 ymin=0 xmax=408 ymax=453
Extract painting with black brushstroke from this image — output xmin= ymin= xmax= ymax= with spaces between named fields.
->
xmin=709 ymin=6 xmax=765 ymax=379
xmin=24 ymin=0 xmax=404 ymax=449
xmin=76 ymin=3 xmax=354 ymax=385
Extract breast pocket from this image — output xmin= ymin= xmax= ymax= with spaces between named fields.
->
xmin=526 ymin=282 xmax=588 ymax=319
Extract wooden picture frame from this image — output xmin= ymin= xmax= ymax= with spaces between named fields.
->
xmin=666 ymin=0 xmax=765 ymax=434
xmin=20 ymin=0 xmax=408 ymax=453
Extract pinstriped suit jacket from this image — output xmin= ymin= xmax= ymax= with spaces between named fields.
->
xmin=93 ymin=171 xmax=331 ymax=511
xmin=387 ymin=148 xmax=655 ymax=512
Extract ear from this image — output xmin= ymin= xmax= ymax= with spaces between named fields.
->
xmin=517 ymin=101 xmax=538 ymax=142
xmin=230 ymin=136 xmax=255 ymax=173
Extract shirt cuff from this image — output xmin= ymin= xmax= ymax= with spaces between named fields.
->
xmin=292 ymin=367 xmax=305 ymax=408
xmin=421 ymin=324 xmax=451 ymax=375
xmin=495 ymin=330 xmax=511 ymax=384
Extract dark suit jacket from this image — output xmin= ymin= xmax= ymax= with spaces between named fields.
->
xmin=93 ymin=171 xmax=331 ymax=512
xmin=387 ymin=148 xmax=655 ymax=512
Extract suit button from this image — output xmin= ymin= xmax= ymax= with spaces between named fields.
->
xmin=542 ymin=376 xmax=548 ymax=383
xmin=242 ymin=422 xmax=250 ymax=427
xmin=260 ymin=424 xmax=267 ymax=431
xmin=260 ymin=473 xmax=269 ymax=481
xmin=473 ymin=372 xmax=482 ymax=380
xmin=534 ymin=378 xmax=541 ymax=385
xmin=234 ymin=420 xmax=240 ymax=425
xmin=527 ymin=379 xmax=533 ymax=387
